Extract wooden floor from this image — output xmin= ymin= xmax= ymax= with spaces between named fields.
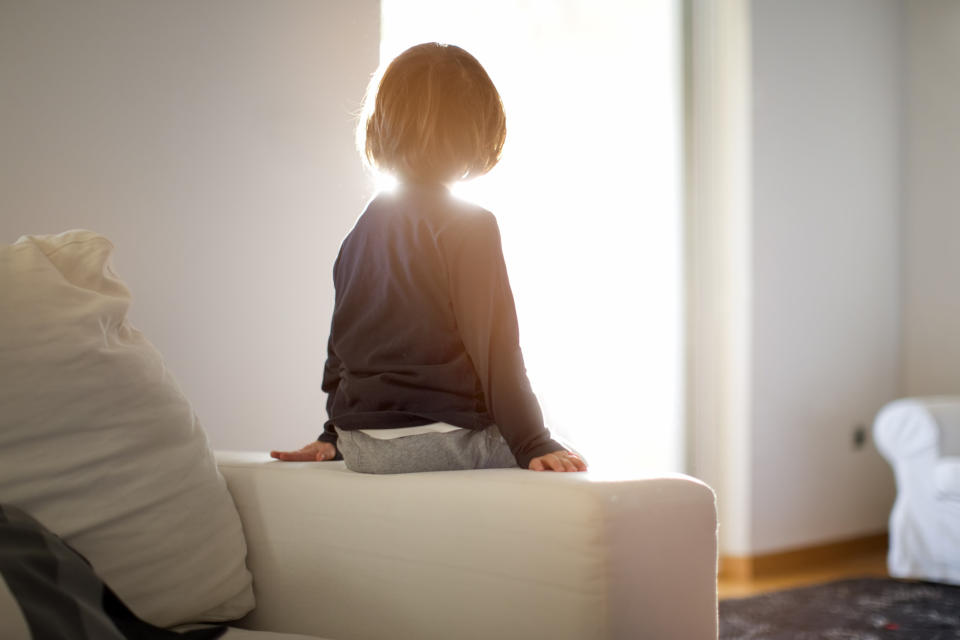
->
xmin=718 ymin=547 xmax=889 ymax=600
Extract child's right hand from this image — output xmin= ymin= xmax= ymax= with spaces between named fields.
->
xmin=528 ymin=450 xmax=587 ymax=472
xmin=270 ymin=441 xmax=337 ymax=462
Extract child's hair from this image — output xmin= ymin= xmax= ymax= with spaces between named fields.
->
xmin=358 ymin=42 xmax=506 ymax=185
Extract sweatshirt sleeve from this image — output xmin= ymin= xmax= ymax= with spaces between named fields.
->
xmin=318 ymin=259 xmax=343 ymax=459
xmin=446 ymin=212 xmax=562 ymax=468
xmin=318 ymin=331 xmax=341 ymax=448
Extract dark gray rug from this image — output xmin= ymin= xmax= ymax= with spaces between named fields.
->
xmin=720 ymin=577 xmax=960 ymax=639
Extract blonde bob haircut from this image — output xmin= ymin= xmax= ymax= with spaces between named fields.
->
xmin=359 ymin=43 xmax=506 ymax=184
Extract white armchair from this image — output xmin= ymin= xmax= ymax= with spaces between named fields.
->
xmin=874 ymin=397 xmax=960 ymax=584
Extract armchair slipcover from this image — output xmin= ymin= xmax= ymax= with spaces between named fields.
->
xmin=874 ymin=397 xmax=960 ymax=584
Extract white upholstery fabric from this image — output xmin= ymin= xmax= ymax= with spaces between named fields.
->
xmin=875 ymin=397 xmax=960 ymax=585
xmin=935 ymin=458 xmax=960 ymax=499
xmin=216 ymin=451 xmax=718 ymax=640
xmin=0 ymin=231 xmax=254 ymax=626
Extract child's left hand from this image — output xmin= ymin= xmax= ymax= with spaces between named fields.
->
xmin=528 ymin=450 xmax=587 ymax=472
xmin=270 ymin=441 xmax=337 ymax=462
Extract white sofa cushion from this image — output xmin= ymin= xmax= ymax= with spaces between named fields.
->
xmin=0 ymin=230 xmax=254 ymax=627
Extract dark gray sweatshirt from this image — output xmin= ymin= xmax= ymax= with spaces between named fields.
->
xmin=318 ymin=182 xmax=561 ymax=468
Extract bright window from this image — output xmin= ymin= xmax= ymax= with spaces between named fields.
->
xmin=380 ymin=0 xmax=683 ymax=474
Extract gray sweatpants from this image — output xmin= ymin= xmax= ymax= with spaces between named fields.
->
xmin=335 ymin=425 xmax=518 ymax=474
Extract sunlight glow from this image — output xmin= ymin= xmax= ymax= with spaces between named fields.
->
xmin=380 ymin=0 xmax=683 ymax=474
xmin=373 ymin=171 xmax=398 ymax=194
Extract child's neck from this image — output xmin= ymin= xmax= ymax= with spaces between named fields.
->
xmin=398 ymin=180 xmax=450 ymax=194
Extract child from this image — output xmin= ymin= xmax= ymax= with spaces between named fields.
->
xmin=271 ymin=43 xmax=585 ymax=473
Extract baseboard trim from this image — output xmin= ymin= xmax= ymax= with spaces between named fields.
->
xmin=719 ymin=532 xmax=888 ymax=580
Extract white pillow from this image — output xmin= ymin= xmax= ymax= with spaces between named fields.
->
xmin=0 ymin=230 xmax=254 ymax=627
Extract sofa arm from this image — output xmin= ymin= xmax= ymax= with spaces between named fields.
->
xmin=874 ymin=397 xmax=960 ymax=462
xmin=935 ymin=458 xmax=960 ymax=499
xmin=216 ymin=451 xmax=717 ymax=640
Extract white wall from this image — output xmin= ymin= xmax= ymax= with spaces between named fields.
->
xmin=747 ymin=0 xmax=902 ymax=553
xmin=902 ymin=0 xmax=960 ymax=397
xmin=0 ymin=1 xmax=380 ymax=451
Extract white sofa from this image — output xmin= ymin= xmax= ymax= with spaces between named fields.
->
xmin=0 ymin=231 xmax=718 ymax=639
xmin=874 ymin=397 xmax=960 ymax=585
xmin=214 ymin=452 xmax=719 ymax=640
